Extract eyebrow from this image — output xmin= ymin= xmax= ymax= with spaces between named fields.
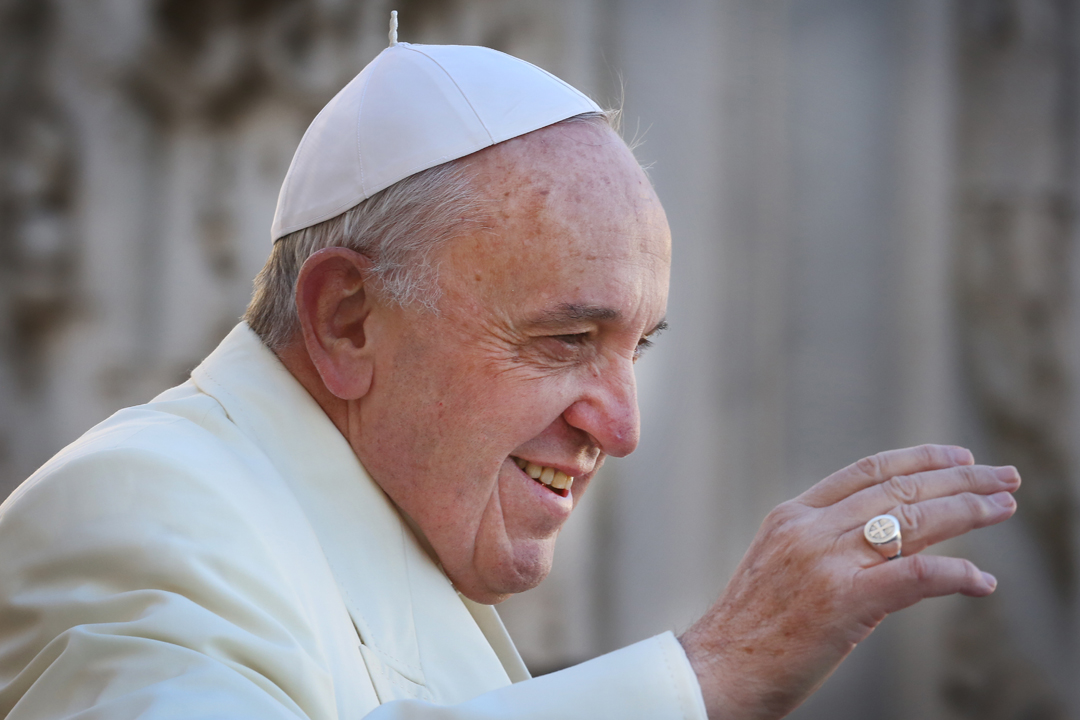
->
xmin=528 ymin=304 xmax=621 ymax=326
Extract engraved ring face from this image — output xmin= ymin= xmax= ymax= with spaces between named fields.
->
xmin=864 ymin=514 xmax=902 ymax=559
xmin=864 ymin=515 xmax=900 ymax=545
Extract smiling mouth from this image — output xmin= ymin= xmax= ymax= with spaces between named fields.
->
xmin=513 ymin=457 xmax=574 ymax=497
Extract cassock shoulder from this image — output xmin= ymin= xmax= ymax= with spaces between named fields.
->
xmin=0 ymin=387 xmax=355 ymax=719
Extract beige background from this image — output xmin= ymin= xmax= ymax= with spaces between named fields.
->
xmin=1 ymin=1 xmax=1077 ymax=718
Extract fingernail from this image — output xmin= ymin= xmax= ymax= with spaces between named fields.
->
xmin=951 ymin=447 xmax=972 ymax=464
xmin=990 ymin=491 xmax=1015 ymax=509
xmin=982 ymin=572 xmax=997 ymax=591
xmin=995 ymin=466 xmax=1018 ymax=482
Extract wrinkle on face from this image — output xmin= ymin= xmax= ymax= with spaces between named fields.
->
xmin=349 ymin=121 xmax=672 ymax=603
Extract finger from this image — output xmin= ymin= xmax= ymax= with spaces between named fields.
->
xmin=798 ymin=444 xmax=974 ymax=508
xmin=855 ymin=554 xmax=997 ymax=617
xmin=846 ymin=491 xmax=1016 ymax=562
xmin=833 ymin=464 xmax=1020 ymax=523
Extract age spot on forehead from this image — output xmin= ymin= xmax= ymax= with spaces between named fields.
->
xmin=446 ymin=121 xmax=670 ymax=296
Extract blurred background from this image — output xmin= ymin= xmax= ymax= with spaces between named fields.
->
xmin=1 ymin=0 xmax=1078 ymax=717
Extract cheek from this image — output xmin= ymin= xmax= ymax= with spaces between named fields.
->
xmin=437 ymin=351 xmax=565 ymax=428
xmin=462 ymin=370 xmax=579 ymax=445
xmin=380 ymin=329 xmax=581 ymax=467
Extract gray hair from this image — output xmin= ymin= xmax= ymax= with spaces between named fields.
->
xmin=244 ymin=111 xmax=618 ymax=350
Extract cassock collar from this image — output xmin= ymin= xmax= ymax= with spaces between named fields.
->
xmin=190 ymin=324 xmax=528 ymax=702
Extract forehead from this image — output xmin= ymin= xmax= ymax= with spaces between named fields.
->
xmin=439 ymin=122 xmax=672 ymax=322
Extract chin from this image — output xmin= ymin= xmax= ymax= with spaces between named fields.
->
xmin=459 ymin=544 xmax=555 ymax=604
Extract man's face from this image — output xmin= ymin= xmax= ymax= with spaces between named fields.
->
xmin=353 ymin=122 xmax=671 ymax=603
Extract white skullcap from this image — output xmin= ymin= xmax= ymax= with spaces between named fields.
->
xmin=270 ymin=41 xmax=603 ymax=242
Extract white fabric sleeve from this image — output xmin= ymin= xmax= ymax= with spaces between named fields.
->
xmin=362 ymin=632 xmax=709 ymax=720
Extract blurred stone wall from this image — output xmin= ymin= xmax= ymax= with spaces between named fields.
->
xmin=0 ymin=0 xmax=391 ymax=499
xmin=945 ymin=1 xmax=1079 ymax=717
xmin=1 ymin=1 xmax=1077 ymax=718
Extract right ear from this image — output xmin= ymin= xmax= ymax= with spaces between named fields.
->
xmin=294 ymin=247 xmax=378 ymax=400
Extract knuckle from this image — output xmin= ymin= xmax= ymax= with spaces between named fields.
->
xmin=915 ymin=444 xmax=936 ymax=466
xmin=764 ymin=500 xmax=802 ymax=528
xmin=884 ymin=474 xmax=920 ymax=505
xmin=757 ymin=503 xmax=815 ymax=561
xmin=907 ymin=554 xmax=932 ymax=584
xmin=961 ymin=491 xmax=987 ymax=519
xmin=896 ymin=502 xmax=923 ymax=533
xmin=958 ymin=464 xmax=981 ymax=489
xmin=856 ymin=453 xmax=886 ymax=481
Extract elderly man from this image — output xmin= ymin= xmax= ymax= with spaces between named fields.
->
xmin=0 ymin=32 xmax=1018 ymax=720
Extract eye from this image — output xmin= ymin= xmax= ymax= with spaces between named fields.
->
xmin=539 ymin=332 xmax=592 ymax=362
xmin=553 ymin=332 xmax=590 ymax=346
xmin=633 ymin=337 xmax=653 ymax=363
xmin=633 ymin=320 xmax=667 ymax=362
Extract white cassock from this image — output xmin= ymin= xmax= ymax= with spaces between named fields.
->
xmin=0 ymin=324 xmax=707 ymax=719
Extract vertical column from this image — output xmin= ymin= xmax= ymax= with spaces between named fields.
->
xmin=947 ymin=0 xmax=1078 ymax=716
xmin=889 ymin=2 xmax=963 ymax=719
xmin=782 ymin=2 xmax=904 ymax=717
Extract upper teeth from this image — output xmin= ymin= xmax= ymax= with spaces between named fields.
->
xmin=514 ymin=457 xmax=574 ymax=491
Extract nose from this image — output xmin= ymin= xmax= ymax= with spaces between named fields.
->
xmin=562 ymin=356 xmax=641 ymax=458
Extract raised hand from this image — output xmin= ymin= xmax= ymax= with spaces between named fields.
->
xmin=679 ymin=444 xmax=1020 ymax=720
